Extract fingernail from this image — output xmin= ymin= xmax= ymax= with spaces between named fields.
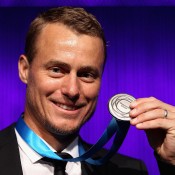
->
xmin=136 ymin=123 xmax=142 ymax=128
xmin=130 ymin=109 xmax=137 ymax=116
xmin=130 ymin=101 xmax=137 ymax=108
xmin=130 ymin=117 xmax=138 ymax=124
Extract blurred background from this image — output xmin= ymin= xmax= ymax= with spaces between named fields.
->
xmin=1 ymin=1 xmax=175 ymax=175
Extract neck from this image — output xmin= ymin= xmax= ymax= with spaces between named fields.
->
xmin=52 ymin=132 xmax=78 ymax=152
xmin=23 ymin=114 xmax=78 ymax=152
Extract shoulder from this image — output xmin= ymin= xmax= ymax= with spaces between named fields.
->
xmin=0 ymin=123 xmax=16 ymax=147
xmin=98 ymin=146 xmax=147 ymax=170
xmin=80 ymin=137 xmax=148 ymax=175
xmin=109 ymin=150 xmax=146 ymax=169
xmin=0 ymin=123 xmax=23 ymax=175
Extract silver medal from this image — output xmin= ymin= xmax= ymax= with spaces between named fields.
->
xmin=108 ymin=93 xmax=135 ymax=121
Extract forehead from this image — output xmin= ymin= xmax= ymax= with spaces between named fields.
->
xmin=36 ymin=23 xmax=104 ymax=55
xmin=33 ymin=23 xmax=105 ymax=71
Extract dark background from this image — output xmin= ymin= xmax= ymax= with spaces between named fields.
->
xmin=1 ymin=2 xmax=175 ymax=174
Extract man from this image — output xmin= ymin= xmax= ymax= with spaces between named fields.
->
xmin=0 ymin=6 xmax=175 ymax=175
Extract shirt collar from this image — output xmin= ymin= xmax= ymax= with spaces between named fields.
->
xmin=15 ymin=128 xmax=79 ymax=164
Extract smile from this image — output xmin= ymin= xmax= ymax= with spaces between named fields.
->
xmin=55 ymin=102 xmax=79 ymax=111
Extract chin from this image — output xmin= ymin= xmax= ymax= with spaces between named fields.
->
xmin=45 ymin=121 xmax=80 ymax=137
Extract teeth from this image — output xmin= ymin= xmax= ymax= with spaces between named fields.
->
xmin=59 ymin=104 xmax=76 ymax=111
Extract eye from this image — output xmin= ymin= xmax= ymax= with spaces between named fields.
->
xmin=79 ymin=72 xmax=97 ymax=83
xmin=51 ymin=67 xmax=61 ymax=73
xmin=81 ymin=72 xmax=94 ymax=78
xmin=48 ymin=66 xmax=64 ymax=78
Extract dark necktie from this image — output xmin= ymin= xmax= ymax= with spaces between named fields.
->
xmin=41 ymin=152 xmax=72 ymax=175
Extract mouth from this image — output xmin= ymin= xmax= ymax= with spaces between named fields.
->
xmin=51 ymin=100 xmax=81 ymax=112
xmin=57 ymin=103 xmax=78 ymax=111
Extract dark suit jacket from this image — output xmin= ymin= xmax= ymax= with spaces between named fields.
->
xmin=0 ymin=123 xmax=174 ymax=175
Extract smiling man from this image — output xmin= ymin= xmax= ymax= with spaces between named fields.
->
xmin=19 ymin=21 xmax=104 ymax=151
xmin=0 ymin=6 xmax=175 ymax=175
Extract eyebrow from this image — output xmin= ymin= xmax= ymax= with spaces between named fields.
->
xmin=44 ymin=60 xmax=71 ymax=70
xmin=78 ymin=66 xmax=100 ymax=77
xmin=44 ymin=59 xmax=101 ymax=76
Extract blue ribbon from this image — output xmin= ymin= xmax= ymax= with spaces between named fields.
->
xmin=15 ymin=115 xmax=130 ymax=165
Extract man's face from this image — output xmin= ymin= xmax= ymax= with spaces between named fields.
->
xmin=19 ymin=23 xmax=104 ymax=137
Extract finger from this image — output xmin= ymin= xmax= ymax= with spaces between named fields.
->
xmin=131 ymin=97 xmax=175 ymax=111
xmin=130 ymin=97 xmax=159 ymax=118
xmin=130 ymin=109 xmax=175 ymax=126
xmin=130 ymin=98 xmax=175 ymax=118
xmin=130 ymin=100 xmax=161 ymax=118
xmin=134 ymin=117 xmax=175 ymax=130
xmin=130 ymin=97 xmax=156 ymax=108
xmin=130 ymin=108 xmax=165 ymax=125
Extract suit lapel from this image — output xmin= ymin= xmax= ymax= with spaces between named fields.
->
xmin=81 ymin=161 xmax=108 ymax=175
xmin=80 ymin=137 xmax=108 ymax=175
xmin=0 ymin=124 xmax=23 ymax=175
xmin=81 ymin=162 xmax=94 ymax=175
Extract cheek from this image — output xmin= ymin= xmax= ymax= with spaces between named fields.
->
xmin=83 ymin=82 xmax=101 ymax=99
xmin=29 ymin=75 xmax=59 ymax=96
xmin=43 ymin=79 xmax=63 ymax=97
xmin=26 ymin=78 xmax=56 ymax=115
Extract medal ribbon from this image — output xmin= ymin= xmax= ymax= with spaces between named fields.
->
xmin=15 ymin=115 xmax=129 ymax=165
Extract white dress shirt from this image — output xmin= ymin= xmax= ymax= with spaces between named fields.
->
xmin=15 ymin=129 xmax=81 ymax=175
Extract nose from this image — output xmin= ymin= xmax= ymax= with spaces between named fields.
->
xmin=61 ymin=74 xmax=80 ymax=101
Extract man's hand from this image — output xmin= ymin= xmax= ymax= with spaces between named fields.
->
xmin=130 ymin=97 xmax=175 ymax=165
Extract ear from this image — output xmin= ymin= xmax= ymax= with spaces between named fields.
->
xmin=18 ymin=55 xmax=30 ymax=84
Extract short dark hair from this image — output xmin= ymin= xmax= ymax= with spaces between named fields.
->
xmin=25 ymin=6 xmax=106 ymax=64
